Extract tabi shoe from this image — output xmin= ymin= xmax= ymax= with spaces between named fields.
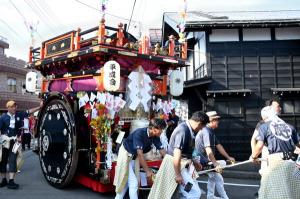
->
xmin=7 ymin=180 xmax=19 ymax=189
xmin=0 ymin=178 xmax=8 ymax=187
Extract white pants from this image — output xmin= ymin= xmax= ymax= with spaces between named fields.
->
xmin=207 ymin=172 xmax=229 ymax=199
xmin=178 ymin=168 xmax=201 ymax=199
xmin=115 ymin=160 xmax=138 ymax=199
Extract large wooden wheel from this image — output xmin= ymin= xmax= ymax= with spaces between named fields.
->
xmin=38 ymin=97 xmax=78 ymax=188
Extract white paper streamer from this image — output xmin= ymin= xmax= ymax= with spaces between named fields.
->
xmin=90 ymin=92 xmax=97 ymax=102
xmin=105 ymin=137 xmax=113 ymax=169
xmin=97 ymin=92 xmax=106 ymax=104
xmin=105 ymin=93 xmax=114 ymax=110
xmin=127 ymin=67 xmax=152 ymax=112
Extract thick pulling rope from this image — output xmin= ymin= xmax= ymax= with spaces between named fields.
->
xmin=198 ymin=158 xmax=267 ymax=175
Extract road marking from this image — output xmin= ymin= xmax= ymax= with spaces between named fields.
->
xmin=197 ymin=180 xmax=259 ymax=187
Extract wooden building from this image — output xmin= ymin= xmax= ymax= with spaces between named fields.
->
xmin=162 ymin=11 xmax=300 ymax=160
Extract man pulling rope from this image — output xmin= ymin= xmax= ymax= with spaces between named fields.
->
xmin=192 ymin=111 xmax=235 ymax=199
xmin=250 ymin=105 xmax=300 ymax=199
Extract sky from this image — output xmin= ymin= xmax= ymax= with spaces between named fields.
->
xmin=1 ymin=0 xmax=300 ymax=61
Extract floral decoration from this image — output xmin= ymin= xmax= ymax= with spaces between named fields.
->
xmin=90 ymin=103 xmax=113 ymax=152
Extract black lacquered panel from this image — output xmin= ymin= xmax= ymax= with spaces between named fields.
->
xmin=45 ymin=34 xmax=73 ymax=58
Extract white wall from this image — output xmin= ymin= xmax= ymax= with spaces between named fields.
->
xmin=194 ymin=32 xmax=207 ymax=68
xmin=275 ymin=27 xmax=300 ymax=40
xmin=209 ymin=29 xmax=239 ymax=42
xmin=187 ymin=56 xmax=194 ymax=80
xmin=194 ymin=34 xmax=200 ymax=70
xmin=243 ymin=28 xmax=271 ymax=41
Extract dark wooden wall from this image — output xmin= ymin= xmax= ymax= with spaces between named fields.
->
xmin=204 ymin=39 xmax=300 ymax=160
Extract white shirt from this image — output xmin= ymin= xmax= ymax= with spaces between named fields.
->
xmin=7 ymin=112 xmax=16 ymax=129
xmin=23 ymin=118 xmax=30 ymax=133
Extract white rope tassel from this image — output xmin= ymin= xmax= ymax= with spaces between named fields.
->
xmin=105 ymin=137 xmax=113 ymax=169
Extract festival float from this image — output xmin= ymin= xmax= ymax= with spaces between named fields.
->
xmin=25 ymin=2 xmax=189 ymax=194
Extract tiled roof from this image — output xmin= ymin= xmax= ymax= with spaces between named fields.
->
xmin=165 ymin=10 xmax=300 ymax=23
xmin=164 ymin=10 xmax=300 ymax=31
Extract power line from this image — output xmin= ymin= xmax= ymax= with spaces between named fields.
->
xmin=24 ymin=1 xmax=44 ymax=24
xmin=30 ymin=0 xmax=63 ymax=28
xmin=9 ymin=0 xmax=27 ymax=22
xmin=24 ymin=0 xmax=58 ymax=35
xmin=9 ymin=0 xmax=38 ymax=36
xmin=39 ymin=0 xmax=64 ymax=27
xmin=29 ymin=0 xmax=56 ymax=25
xmin=208 ymin=9 xmax=300 ymax=13
xmin=0 ymin=19 xmax=23 ymax=38
xmin=73 ymin=0 xmax=140 ymax=24
xmin=74 ymin=0 xmax=99 ymax=12
xmin=127 ymin=0 xmax=137 ymax=31
xmin=24 ymin=1 xmax=45 ymax=24
xmin=9 ymin=0 xmax=45 ymax=43
xmin=0 ymin=18 xmax=34 ymax=52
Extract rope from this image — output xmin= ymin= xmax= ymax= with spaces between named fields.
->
xmin=127 ymin=0 xmax=137 ymax=31
xmin=198 ymin=158 xmax=267 ymax=175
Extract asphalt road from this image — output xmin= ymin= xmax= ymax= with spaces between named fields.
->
xmin=0 ymin=150 xmax=114 ymax=199
xmin=198 ymin=177 xmax=259 ymax=199
xmin=0 ymin=151 xmax=259 ymax=199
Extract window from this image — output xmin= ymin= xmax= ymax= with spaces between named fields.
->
xmin=216 ymin=102 xmax=227 ymax=114
xmin=282 ymin=100 xmax=300 ymax=114
xmin=214 ymin=101 xmax=242 ymax=116
xmin=194 ymin=64 xmax=208 ymax=79
xmin=7 ymin=78 xmax=17 ymax=93
xmin=194 ymin=31 xmax=208 ymax=78
xmin=275 ymin=27 xmax=300 ymax=40
xmin=209 ymin=29 xmax=239 ymax=42
xmin=295 ymin=101 xmax=300 ymax=113
xmin=229 ymin=101 xmax=242 ymax=114
xmin=21 ymin=81 xmax=26 ymax=94
xmin=243 ymin=28 xmax=271 ymax=41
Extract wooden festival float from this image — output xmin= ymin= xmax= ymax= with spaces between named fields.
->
xmin=25 ymin=19 xmax=188 ymax=193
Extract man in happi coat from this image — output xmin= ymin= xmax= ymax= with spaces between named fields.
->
xmin=114 ymin=118 xmax=166 ymax=199
xmin=148 ymin=111 xmax=209 ymax=199
xmin=193 ymin=111 xmax=235 ymax=199
xmin=0 ymin=100 xmax=40 ymax=189
xmin=251 ymin=106 xmax=300 ymax=199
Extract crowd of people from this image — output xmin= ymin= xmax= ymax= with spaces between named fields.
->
xmin=114 ymin=97 xmax=300 ymax=199
xmin=1 ymin=97 xmax=299 ymax=198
